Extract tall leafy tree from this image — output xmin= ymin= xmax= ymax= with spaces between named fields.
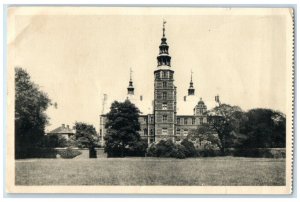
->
xmin=207 ymin=104 xmax=246 ymax=155
xmin=75 ymin=122 xmax=98 ymax=148
xmin=15 ymin=67 xmax=51 ymax=158
xmin=241 ymin=108 xmax=286 ymax=148
xmin=188 ymin=123 xmax=221 ymax=149
xmin=104 ymin=100 xmax=141 ymax=157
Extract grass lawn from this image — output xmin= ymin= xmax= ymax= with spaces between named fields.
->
xmin=15 ymin=157 xmax=285 ymax=186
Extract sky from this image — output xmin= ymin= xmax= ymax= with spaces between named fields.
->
xmin=8 ymin=8 xmax=293 ymax=132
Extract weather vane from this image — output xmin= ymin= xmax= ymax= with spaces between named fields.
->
xmin=163 ymin=19 xmax=167 ymax=37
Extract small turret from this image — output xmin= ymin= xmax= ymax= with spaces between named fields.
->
xmin=127 ymin=68 xmax=134 ymax=95
xmin=188 ymin=70 xmax=195 ymax=96
xmin=194 ymin=97 xmax=207 ymax=116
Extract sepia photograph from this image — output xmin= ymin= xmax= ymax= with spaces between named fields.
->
xmin=6 ymin=7 xmax=294 ymax=194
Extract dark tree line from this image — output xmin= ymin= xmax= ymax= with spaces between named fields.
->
xmin=191 ymin=104 xmax=286 ymax=156
xmin=15 ymin=67 xmax=52 ymax=159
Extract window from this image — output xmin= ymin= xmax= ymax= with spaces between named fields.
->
xmin=144 ymin=117 xmax=147 ymax=123
xmin=156 ymin=72 xmax=160 ymax=79
xmin=200 ymin=108 xmax=203 ymax=114
xmin=163 ymin=92 xmax=167 ymax=100
xmin=184 ymin=118 xmax=188 ymax=125
xmin=159 ymin=92 xmax=164 ymax=99
xmin=200 ymin=118 xmax=203 ymax=125
xmin=183 ymin=129 xmax=188 ymax=136
xmin=163 ymin=115 xmax=167 ymax=122
xmin=192 ymin=118 xmax=195 ymax=125
xmin=169 ymin=73 xmax=173 ymax=79
xmin=162 ymin=128 xmax=168 ymax=135
xmin=150 ymin=129 xmax=153 ymax=135
xmin=176 ymin=129 xmax=180 ymax=135
xmin=163 ymin=71 xmax=167 ymax=78
xmin=144 ymin=129 xmax=147 ymax=136
xmin=150 ymin=117 xmax=154 ymax=123
xmin=163 ymin=81 xmax=167 ymax=88
xmin=162 ymin=103 xmax=167 ymax=110
xmin=177 ymin=118 xmax=180 ymax=124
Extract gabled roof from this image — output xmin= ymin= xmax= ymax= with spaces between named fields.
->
xmin=48 ymin=125 xmax=75 ymax=134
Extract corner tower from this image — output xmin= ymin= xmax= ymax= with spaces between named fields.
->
xmin=154 ymin=20 xmax=176 ymax=142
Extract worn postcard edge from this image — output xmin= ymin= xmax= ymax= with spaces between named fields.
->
xmin=5 ymin=7 xmax=295 ymax=194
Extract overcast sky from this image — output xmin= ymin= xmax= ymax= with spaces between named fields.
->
xmin=8 ymin=8 xmax=293 ymax=132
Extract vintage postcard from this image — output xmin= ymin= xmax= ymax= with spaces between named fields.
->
xmin=6 ymin=7 xmax=294 ymax=194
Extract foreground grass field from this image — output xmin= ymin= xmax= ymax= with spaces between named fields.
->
xmin=15 ymin=157 xmax=285 ymax=186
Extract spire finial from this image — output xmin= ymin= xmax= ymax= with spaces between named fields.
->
xmin=163 ymin=19 xmax=167 ymax=37
xmin=191 ymin=70 xmax=193 ymax=82
xmin=130 ymin=68 xmax=133 ymax=81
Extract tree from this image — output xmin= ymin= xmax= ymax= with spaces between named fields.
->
xmin=180 ymin=138 xmax=198 ymax=157
xmin=241 ymin=108 xmax=286 ymax=148
xmin=75 ymin=122 xmax=98 ymax=148
xmin=207 ymin=104 xmax=246 ymax=155
xmin=188 ymin=123 xmax=220 ymax=148
xmin=104 ymin=100 xmax=142 ymax=157
xmin=15 ymin=67 xmax=51 ymax=159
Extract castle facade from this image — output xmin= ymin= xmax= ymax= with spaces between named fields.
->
xmin=100 ymin=22 xmax=213 ymax=145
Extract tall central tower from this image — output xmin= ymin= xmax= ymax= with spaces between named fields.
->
xmin=154 ymin=21 xmax=176 ymax=142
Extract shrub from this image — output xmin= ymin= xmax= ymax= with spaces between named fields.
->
xmin=57 ymin=148 xmax=82 ymax=159
xmin=15 ymin=147 xmax=57 ymax=159
xmin=233 ymin=148 xmax=286 ymax=158
xmin=126 ymin=139 xmax=148 ymax=157
xmin=180 ymin=138 xmax=198 ymax=157
xmin=146 ymin=139 xmax=186 ymax=159
xmin=197 ymin=140 xmax=220 ymax=157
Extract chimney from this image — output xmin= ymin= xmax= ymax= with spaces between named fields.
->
xmin=62 ymin=124 xmax=65 ymax=128
xmin=184 ymin=96 xmax=186 ymax=102
xmin=67 ymin=125 xmax=69 ymax=129
xmin=140 ymin=95 xmax=143 ymax=101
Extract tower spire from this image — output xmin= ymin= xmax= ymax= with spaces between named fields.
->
xmin=188 ymin=70 xmax=195 ymax=96
xmin=157 ymin=20 xmax=171 ymax=67
xmin=127 ymin=68 xmax=134 ymax=95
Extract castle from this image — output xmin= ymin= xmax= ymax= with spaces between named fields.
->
xmin=99 ymin=21 xmax=217 ymax=145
